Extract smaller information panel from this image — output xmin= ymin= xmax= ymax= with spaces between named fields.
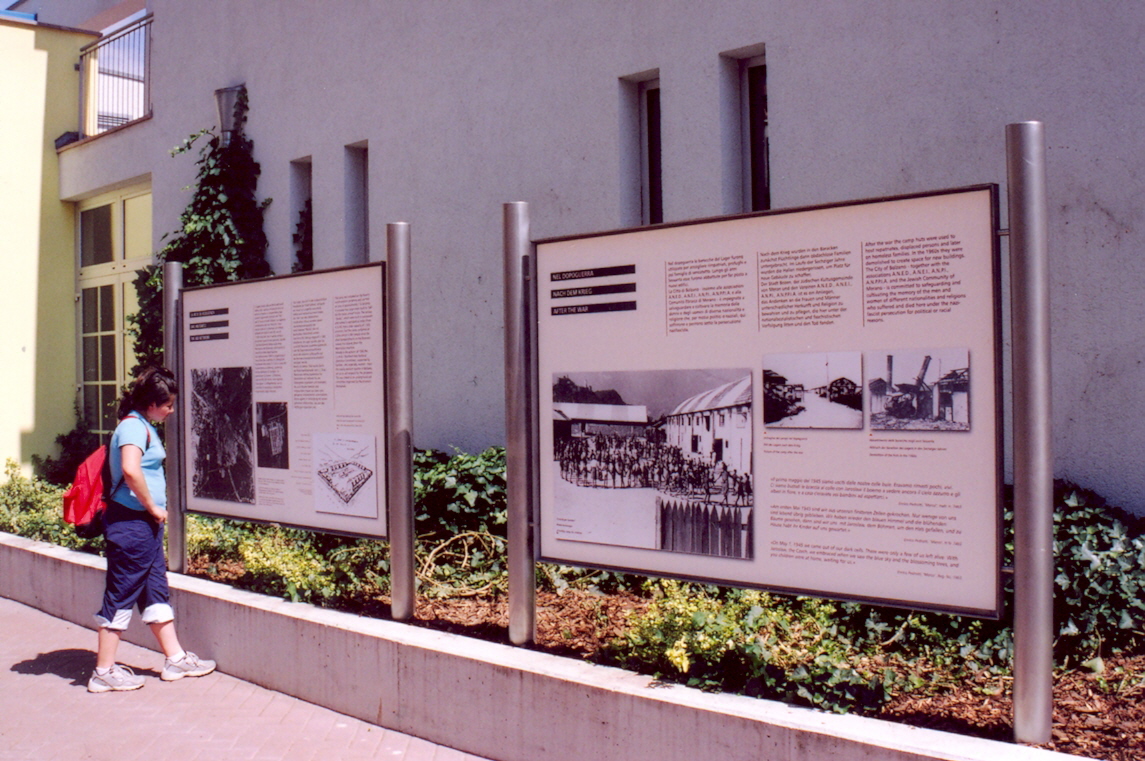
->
xmin=535 ymin=187 xmax=1001 ymax=616
xmin=181 ymin=263 xmax=387 ymax=537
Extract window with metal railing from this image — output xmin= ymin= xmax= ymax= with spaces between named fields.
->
xmin=79 ymin=15 xmax=152 ymax=138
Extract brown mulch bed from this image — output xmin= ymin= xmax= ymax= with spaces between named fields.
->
xmin=879 ymin=658 xmax=1145 ymax=760
xmin=410 ymin=593 xmax=1144 ymax=761
xmin=186 ymin=559 xmax=1143 ymax=760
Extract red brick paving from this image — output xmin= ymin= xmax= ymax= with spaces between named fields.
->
xmin=0 ymin=596 xmax=492 ymax=761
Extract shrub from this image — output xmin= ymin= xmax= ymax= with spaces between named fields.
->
xmin=238 ymin=527 xmax=336 ymax=602
xmin=30 ymin=411 xmax=101 ymax=487
xmin=608 ymin=479 xmax=1145 ymax=712
xmin=411 ymin=447 xmax=509 ymax=598
xmin=0 ymin=460 xmax=102 ymax=553
xmin=1052 ymin=481 xmax=1145 ymax=656
xmin=5 ymin=449 xmax=1144 ymax=715
xmin=325 ymin=537 xmax=392 ymax=597
xmin=186 ymin=514 xmax=392 ymax=603
xmin=414 ymin=447 xmax=507 ymax=537
xmin=834 ymin=480 xmax=1145 ymax=678
xmin=186 ymin=514 xmax=247 ymax=564
xmin=609 ymin=580 xmax=890 ymax=713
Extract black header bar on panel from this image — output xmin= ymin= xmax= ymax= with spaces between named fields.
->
xmin=551 ymin=282 xmax=637 ymax=299
xmin=551 ymin=264 xmax=636 ymax=282
xmin=189 ymin=333 xmax=229 ymax=342
xmin=189 ymin=320 xmax=230 ymax=330
xmin=551 ymin=301 xmax=637 ymax=316
xmin=189 ymin=308 xmax=230 ymax=318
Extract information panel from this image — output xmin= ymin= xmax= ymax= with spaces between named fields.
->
xmin=181 ymin=263 xmax=387 ymax=538
xmin=536 ymin=187 xmax=1001 ymax=616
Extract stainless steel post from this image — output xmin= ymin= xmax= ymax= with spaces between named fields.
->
xmin=504 ymin=202 xmax=536 ymax=645
xmin=1007 ymin=121 xmax=1054 ymax=745
xmin=163 ymin=261 xmax=187 ymax=573
xmin=386 ymin=223 xmax=416 ymax=621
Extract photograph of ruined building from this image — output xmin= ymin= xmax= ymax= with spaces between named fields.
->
xmin=552 ymin=370 xmax=753 ymax=559
xmin=868 ymin=349 xmax=970 ymax=431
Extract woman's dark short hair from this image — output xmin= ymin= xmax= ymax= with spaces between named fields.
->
xmin=118 ymin=366 xmax=179 ymax=419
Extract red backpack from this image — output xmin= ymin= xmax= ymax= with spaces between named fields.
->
xmin=62 ymin=446 xmax=113 ymax=538
xmin=62 ymin=421 xmax=150 ymax=538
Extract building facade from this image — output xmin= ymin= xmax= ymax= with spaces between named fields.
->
xmin=5 ymin=0 xmax=1145 ymax=516
xmin=664 ymin=376 xmax=752 ymax=477
xmin=1 ymin=13 xmax=96 ymax=466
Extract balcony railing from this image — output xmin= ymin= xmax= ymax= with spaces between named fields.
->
xmin=79 ymin=15 xmax=152 ymax=138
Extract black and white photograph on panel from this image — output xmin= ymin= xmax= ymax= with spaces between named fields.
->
xmin=552 ymin=369 xmax=754 ymax=559
xmin=190 ymin=367 xmax=255 ymax=503
xmin=867 ymin=349 xmax=971 ymax=431
xmin=763 ymin=352 xmax=864 ymax=429
xmin=256 ymin=402 xmax=290 ymax=470
xmin=313 ymin=433 xmax=378 ymax=518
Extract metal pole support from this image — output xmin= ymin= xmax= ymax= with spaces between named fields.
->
xmin=387 ymin=222 xmax=416 ymax=621
xmin=1007 ymin=121 xmax=1054 ymax=745
xmin=163 ymin=260 xmax=187 ymax=574
xmin=504 ymin=202 xmax=536 ymax=645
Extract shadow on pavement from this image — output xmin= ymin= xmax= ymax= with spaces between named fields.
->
xmin=11 ymin=648 xmax=97 ymax=686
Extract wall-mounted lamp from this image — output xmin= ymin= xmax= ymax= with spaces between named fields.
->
xmin=214 ymin=84 xmax=245 ymax=147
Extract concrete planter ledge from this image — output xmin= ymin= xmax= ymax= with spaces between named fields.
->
xmin=0 ymin=532 xmax=1075 ymax=761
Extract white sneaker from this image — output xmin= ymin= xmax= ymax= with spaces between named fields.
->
xmin=161 ymin=652 xmax=216 ymax=681
xmin=88 ymin=664 xmax=145 ymax=693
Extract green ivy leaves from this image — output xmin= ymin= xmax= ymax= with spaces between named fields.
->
xmin=127 ymin=85 xmax=272 ymax=376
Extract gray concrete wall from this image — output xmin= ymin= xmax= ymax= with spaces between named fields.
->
xmin=54 ymin=0 xmax=1145 ymax=515
xmin=0 ymin=531 xmax=1072 ymax=761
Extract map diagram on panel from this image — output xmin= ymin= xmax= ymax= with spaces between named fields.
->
xmin=313 ymin=433 xmax=378 ymax=518
xmin=552 ymin=368 xmax=754 ymax=560
xmin=191 ymin=367 xmax=255 ymax=504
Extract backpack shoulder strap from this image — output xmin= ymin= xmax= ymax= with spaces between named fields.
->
xmin=124 ymin=413 xmax=153 ymax=450
xmin=101 ymin=443 xmax=116 ymax=502
xmin=108 ymin=415 xmax=152 ymax=500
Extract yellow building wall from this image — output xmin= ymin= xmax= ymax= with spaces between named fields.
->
xmin=0 ymin=19 xmax=97 ymax=476
xmin=122 ymin=191 xmax=152 ymax=367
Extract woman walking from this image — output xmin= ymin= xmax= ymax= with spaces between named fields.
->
xmin=88 ymin=366 xmax=216 ymax=693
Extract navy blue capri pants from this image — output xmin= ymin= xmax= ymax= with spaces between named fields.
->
xmin=95 ymin=501 xmax=174 ymax=631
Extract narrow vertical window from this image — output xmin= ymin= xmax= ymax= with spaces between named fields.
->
xmin=640 ymin=80 xmax=663 ymax=225
xmin=345 ymin=143 xmax=369 ymax=263
xmin=290 ymin=158 xmax=313 ymax=272
xmin=742 ymin=56 xmax=770 ymax=211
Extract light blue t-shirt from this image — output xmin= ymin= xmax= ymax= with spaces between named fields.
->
xmin=109 ymin=414 xmax=166 ymax=512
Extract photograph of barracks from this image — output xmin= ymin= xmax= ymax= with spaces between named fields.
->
xmin=553 ymin=372 xmax=752 ymax=558
xmin=5 ymin=0 xmax=1145 ymax=528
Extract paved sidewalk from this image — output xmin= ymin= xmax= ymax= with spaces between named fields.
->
xmin=0 ymin=596 xmax=493 ymax=761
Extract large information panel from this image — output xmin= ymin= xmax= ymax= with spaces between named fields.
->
xmin=181 ymin=263 xmax=388 ymax=538
xmin=536 ymin=187 xmax=1001 ymax=616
